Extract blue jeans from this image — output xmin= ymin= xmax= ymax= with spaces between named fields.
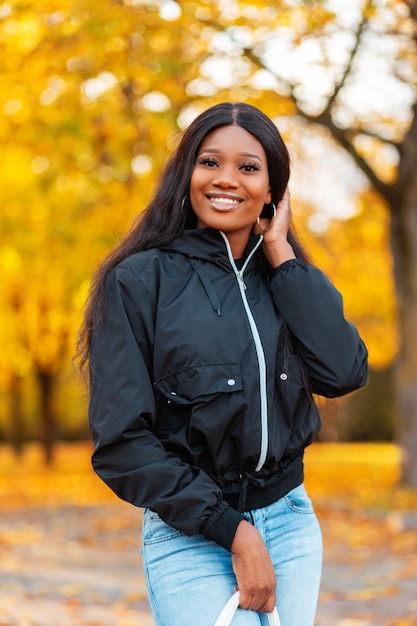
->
xmin=141 ymin=483 xmax=322 ymax=626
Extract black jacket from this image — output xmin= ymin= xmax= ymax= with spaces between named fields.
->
xmin=89 ymin=228 xmax=368 ymax=550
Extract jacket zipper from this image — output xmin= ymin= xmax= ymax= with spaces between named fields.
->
xmin=220 ymin=232 xmax=268 ymax=473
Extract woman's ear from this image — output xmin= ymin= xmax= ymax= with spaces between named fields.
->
xmin=265 ymin=188 xmax=272 ymax=204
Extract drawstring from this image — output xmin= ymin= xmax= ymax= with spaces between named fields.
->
xmin=237 ymin=476 xmax=249 ymax=513
xmin=188 ymin=234 xmax=263 ymax=319
xmin=188 ymin=257 xmax=221 ymax=316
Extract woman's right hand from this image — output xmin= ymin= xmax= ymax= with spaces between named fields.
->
xmin=231 ymin=520 xmax=277 ymax=613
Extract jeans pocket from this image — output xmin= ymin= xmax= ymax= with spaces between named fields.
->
xmin=283 ymin=484 xmax=314 ymax=514
xmin=142 ymin=510 xmax=184 ymax=545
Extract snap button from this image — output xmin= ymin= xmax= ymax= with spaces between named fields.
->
xmin=170 ymin=391 xmax=177 ymax=395
xmin=227 ymin=378 xmax=236 ymax=386
xmin=280 ymin=373 xmax=288 ymax=381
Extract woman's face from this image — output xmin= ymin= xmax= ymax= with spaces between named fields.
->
xmin=190 ymin=124 xmax=271 ymax=254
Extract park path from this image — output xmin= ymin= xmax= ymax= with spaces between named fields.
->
xmin=0 ymin=500 xmax=416 ymax=626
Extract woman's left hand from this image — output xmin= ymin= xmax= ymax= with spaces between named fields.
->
xmin=255 ymin=187 xmax=296 ymax=268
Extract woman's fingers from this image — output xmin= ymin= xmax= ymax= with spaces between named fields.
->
xmin=231 ymin=520 xmax=276 ymax=613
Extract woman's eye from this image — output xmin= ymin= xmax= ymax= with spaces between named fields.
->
xmin=196 ymin=158 xmax=260 ymax=171
xmin=197 ymin=157 xmax=219 ymax=167
xmin=240 ymin=162 xmax=260 ymax=172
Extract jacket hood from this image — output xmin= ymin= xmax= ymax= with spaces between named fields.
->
xmin=161 ymin=228 xmax=266 ymax=318
xmin=161 ymin=228 xmax=264 ymax=266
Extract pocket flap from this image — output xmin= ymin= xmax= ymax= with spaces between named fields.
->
xmin=155 ymin=362 xmax=242 ymax=401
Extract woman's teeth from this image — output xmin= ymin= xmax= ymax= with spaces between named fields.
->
xmin=209 ymin=197 xmax=240 ymax=206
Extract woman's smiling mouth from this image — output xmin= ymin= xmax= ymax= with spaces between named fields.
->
xmin=206 ymin=193 xmax=243 ymax=211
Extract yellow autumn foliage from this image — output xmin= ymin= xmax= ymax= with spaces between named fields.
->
xmin=0 ymin=0 xmax=399 ymax=440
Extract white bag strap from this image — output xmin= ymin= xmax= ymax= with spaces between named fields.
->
xmin=214 ymin=591 xmax=281 ymax=626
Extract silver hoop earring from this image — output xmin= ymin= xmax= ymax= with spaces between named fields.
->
xmin=181 ymin=196 xmax=187 ymax=214
xmin=256 ymin=202 xmax=276 ymax=233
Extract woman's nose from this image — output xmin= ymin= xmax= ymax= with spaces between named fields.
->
xmin=212 ymin=166 xmax=239 ymax=188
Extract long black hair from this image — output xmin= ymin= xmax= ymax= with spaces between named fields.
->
xmin=77 ymin=102 xmax=309 ymax=375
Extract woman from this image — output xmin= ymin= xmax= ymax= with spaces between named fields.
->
xmin=78 ymin=102 xmax=368 ymax=626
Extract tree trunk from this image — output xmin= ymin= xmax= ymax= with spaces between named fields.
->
xmin=36 ymin=368 xmax=57 ymax=465
xmin=395 ymin=331 xmax=417 ymax=485
xmin=389 ymin=118 xmax=417 ymax=484
xmin=390 ymin=195 xmax=417 ymax=484
xmin=9 ymin=373 xmax=25 ymax=456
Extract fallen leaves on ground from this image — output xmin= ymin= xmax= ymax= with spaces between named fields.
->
xmin=304 ymin=444 xmax=417 ymax=626
xmin=0 ymin=442 xmax=416 ymax=626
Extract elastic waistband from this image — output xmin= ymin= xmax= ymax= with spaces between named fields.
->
xmin=222 ymin=454 xmax=304 ymax=513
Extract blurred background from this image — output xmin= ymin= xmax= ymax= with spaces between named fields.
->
xmin=0 ymin=0 xmax=416 ymax=487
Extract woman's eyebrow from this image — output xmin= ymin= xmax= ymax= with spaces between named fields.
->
xmin=198 ymin=148 xmax=264 ymax=162
xmin=240 ymin=151 xmax=264 ymax=162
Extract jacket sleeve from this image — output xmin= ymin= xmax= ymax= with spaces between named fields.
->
xmin=270 ymin=259 xmax=368 ymax=397
xmin=88 ymin=265 xmax=243 ymax=549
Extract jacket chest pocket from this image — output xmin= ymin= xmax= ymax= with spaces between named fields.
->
xmin=154 ymin=362 xmax=243 ymax=406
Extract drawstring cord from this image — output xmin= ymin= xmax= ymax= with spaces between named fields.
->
xmin=239 ymin=477 xmax=255 ymax=525
xmin=188 ymin=233 xmax=263 ymax=319
xmin=188 ymin=257 xmax=222 ymax=316
xmin=237 ymin=476 xmax=249 ymax=513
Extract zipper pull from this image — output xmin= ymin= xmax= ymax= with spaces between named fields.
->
xmin=237 ymin=271 xmax=247 ymax=290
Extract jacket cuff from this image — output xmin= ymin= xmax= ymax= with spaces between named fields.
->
xmin=200 ymin=502 xmax=244 ymax=551
xmin=271 ymin=258 xmax=305 ymax=276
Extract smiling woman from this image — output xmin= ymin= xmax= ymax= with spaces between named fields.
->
xmin=77 ymin=102 xmax=368 ymax=626
xmin=190 ymin=125 xmax=271 ymax=257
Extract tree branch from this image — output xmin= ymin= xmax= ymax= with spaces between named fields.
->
xmin=202 ymin=7 xmax=397 ymax=200
xmin=322 ymin=8 xmax=369 ymax=115
xmin=242 ymin=42 xmax=390 ymax=198
xmin=297 ymin=108 xmax=391 ymax=199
